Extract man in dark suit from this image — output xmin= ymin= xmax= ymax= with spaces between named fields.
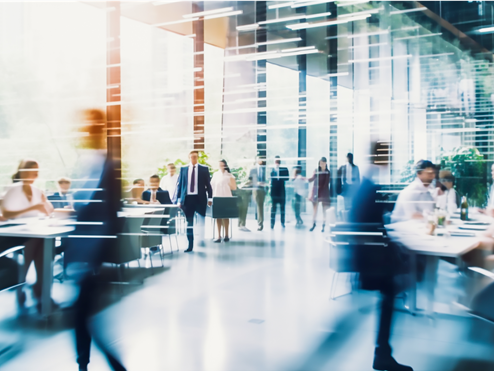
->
xmin=48 ymin=177 xmax=74 ymax=209
xmin=175 ymin=150 xmax=213 ymax=252
xmin=270 ymin=156 xmax=289 ymax=229
xmin=337 ymin=152 xmax=360 ymax=211
xmin=142 ymin=175 xmax=172 ymax=205
xmin=348 ymin=142 xmax=413 ymax=371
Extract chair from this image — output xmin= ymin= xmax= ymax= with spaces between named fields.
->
xmin=161 ymin=206 xmax=179 ymax=253
xmin=327 ymin=223 xmax=388 ymax=300
xmin=141 ymin=209 xmax=166 ymax=271
xmin=211 ymin=197 xmax=239 ymax=239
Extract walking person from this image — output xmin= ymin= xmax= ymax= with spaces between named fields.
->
xmin=292 ymin=166 xmax=307 ymax=227
xmin=308 ymin=157 xmax=331 ymax=232
xmin=270 ymin=156 xmax=289 ymax=229
xmin=248 ymin=156 xmax=268 ymax=231
xmin=337 ymin=152 xmax=360 ymax=211
xmin=211 ymin=160 xmax=237 ymax=243
xmin=175 ymin=150 xmax=213 ymax=252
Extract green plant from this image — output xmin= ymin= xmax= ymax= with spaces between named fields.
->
xmin=398 ymin=160 xmax=416 ymax=184
xmin=440 ymin=146 xmax=488 ymax=207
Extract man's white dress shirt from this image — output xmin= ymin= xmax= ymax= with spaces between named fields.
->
xmin=392 ymin=177 xmax=438 ymax=223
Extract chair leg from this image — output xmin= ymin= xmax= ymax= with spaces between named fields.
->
xmin=149 ymin=248 xmax=154 ymax=275
xmin=174 ymin=234 xmax=179 ymax=252
xmin=168 ymin=235 xmax=173 ymax=254
xmin=330 ymin=272 xmax=339 ymax=300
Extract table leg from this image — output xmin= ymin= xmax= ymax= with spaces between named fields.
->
xmin=424 ymin=255 xmax=439 ymax=316
xmin=41 ymin=238 xmax=55 ymax=317
xmin=408 ymin=252 xmax=418 ymax=314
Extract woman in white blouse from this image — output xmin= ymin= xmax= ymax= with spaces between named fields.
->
xmin=211 ymin=160 xmax=237 ymax=242
xmin=436 ymin=169 xmax=458 ymax=214
xmin=1 ymin=159 xmax=54 ymax=307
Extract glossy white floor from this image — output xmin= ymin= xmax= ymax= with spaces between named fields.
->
xmin=1 ymin=217 xmax=494 ymax=371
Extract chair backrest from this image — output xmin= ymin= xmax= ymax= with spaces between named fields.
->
xmin=161 ymin=206 xmax=178 ymax=235
xmin=0 ymin=245 xmax=24 ymax=293
xmin=212 ymin=197 xmax=239 ymax=219
xmin=104 ymin=217 xmax=144 ymax=264
xmin=328 ymin=222 xmax=388 ymax=274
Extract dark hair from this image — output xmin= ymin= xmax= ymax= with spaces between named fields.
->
xmin=12 ymin=159 xmax=39 ymax=183
xmin=415 ymin=160 xmax=435 ymax=173
xmin=133 ymin=178 xmax=144 ymax=185
xmin=189 ymin=150 xmax=199 ymax=156
xmin=318 ymin=157 xmax=328 ymax=172
xmin=220 ymin=159 xmax=230 ymax=173
xmin=149 ymin=174 xmax=160 ymax=181
xmin=293 ymin=166 xmax=302 ymax=176
xmin=347 ymin=153 xmax=354 ymax=164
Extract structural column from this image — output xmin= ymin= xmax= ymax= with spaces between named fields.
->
xmin=327 ymin=2 xmax=338 ymax=190
xmin=296 ymin=6 xmax=307 ymax=174
xmin=107 ymin=1 xmax=121 ymax=199
xmin=255 ymin=1 xmax=267 ymax=159
xmin=193 ymin=2 xmax=205 ymax=151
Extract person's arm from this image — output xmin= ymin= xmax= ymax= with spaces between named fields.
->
xmin=162 ymin=191 xmax=172 ymax=205
xmin=41 ymin=192 xmax=54 ymax=214
xmin=355 ymin=166 xmax=360 ymax=185
xmin=175 ymin=171 xmax=183 ymax=206
xmin=230 ymin=174 xmax=237 ymax=191
xmin=1 ymin=203 xmax=49 ymax=219
xmin=447 ymin=189 xmax=458 ymax=212
xmin=205 ymin=167 xmax=213 ymax=205
xmin=307 ymin=170 xmax=316 ymax=182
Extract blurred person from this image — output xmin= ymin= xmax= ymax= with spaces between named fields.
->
xmin=142 ymin=175 xmax=172 ymax=205
xmin=48 ymin=177 xmax=74 ymax=209
xmin=292 ymin=166 xmax=307 ymax=227
xmin=337 ymin=153 xmax=360 ymax=211
xmin=391 ymin=160 xmax=440 ymax=223
xmin=436 ymin=169 xmax=458 ymax=214
xmin=237 ymin=177 xmax=252 ymax=232
xmin=248 ymin=156 xmax=268 ymax=231
xmin=176 ymin=150 xmax=212 ymax=252
xmin=270 ymin=156 xmax=289 ymax=229
xmin=124 ymin=178 xmax=147 ymax=204
xmin=159 ymin=163 xmax=179 ymax=202
xmin=349 ymin=141 xmax=413 ymax=371
xmin=211 ymin=160 xmax=237 ymax=242
xmin=308 ymin=157 xmax=331 ymax=232
xmin=0 ymin=159 xmax=55 ymax=310
xmin=65 ymin=109 xmax=126 ymax=371
xmin=479 ymin=164 xmax=494 ymax=217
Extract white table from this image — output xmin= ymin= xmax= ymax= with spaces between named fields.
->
xmin=0 ymin=222 xmax=74 ymax=317
xmin=386 ymin=217 xmax=490 ymax=316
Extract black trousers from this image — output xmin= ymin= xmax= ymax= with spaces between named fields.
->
xmin=293 ymin=194 xmax=303 ymax=224
xmin=183 ymin=195 xmax=204 ymax=249
xmin=376 ymin=280 xmax=396 ymax=356
xmin=271 ymin=196 xmax=285 ymax=227
xmin=75 ymin=274 xmax=126 ymax=370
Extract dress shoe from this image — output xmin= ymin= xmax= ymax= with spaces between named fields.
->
xmin=184 ymin=248 xmax=193 ymax=253
xmin=271 ymin=224 xmax=274 ymax=229
xmin=281 ymin=224 xmax=285 ymax=228
xmin=213 ymin=239 xmax=222 ymax=243
xmin=373 ymin=355 xmax=413 ymax=371
xmin=239 ymin=226 xmax=251 ymax=232
xmin=224 ymin=237 xmax=230 ymax=242
xmin=309 ymin=223 xmax=316 ymax=232
xmin=321 ymin=224 xmax=325 ymax=233
xmin=257 ymin=226 xmax=263 ymax=231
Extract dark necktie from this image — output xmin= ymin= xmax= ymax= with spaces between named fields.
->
xmin=190 ymin=165 xmax=195 ymax=193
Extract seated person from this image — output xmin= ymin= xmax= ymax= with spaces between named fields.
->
xmin=391 ymin=160 xmax=441 ymax=223
xmin=436 ymin=170 xmax=458 ymax=214
xmin=142 ymin=175 xmax=172 ymax=205
xmin=124 ymin=178 xmax=147 ymax=204
xmin=479 ymin=164 xmax=494 ymax=217
xmin=48 ymin=177 xmax=74 ymax=209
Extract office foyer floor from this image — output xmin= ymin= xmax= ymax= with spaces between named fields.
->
xmin=1 ymin=217 xmax=494 ymax=371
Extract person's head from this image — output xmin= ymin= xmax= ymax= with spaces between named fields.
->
xmin=167 ymin=163 xmax=176 ymax=176
xmin=256 ymin=155 xmax=265 ymax=166
xmin=13 ymin=159 xmax=39 ymax=184
xmin=78 ymin=109 xmax=107 ymax=150
xmin=318 ymin=157 xmax=328 ymax=171
xmin=131 ymin=178 xmax=145 ymax=198
xmin=347 ymin=153 xmax=354 ymax=164
xmin=149 ymin=175 xmax=160 ymax=190
xmin=57 ymin=177 xmax=71 ymax=194
xmin=293 ymin=166 xmax=302 ymax=177
xmin=219 ymin=160 xmax=230 ymax=173
xmin=274 ymin=155 xmax=281 ymax=167
xmin=415 ymin=160 xmax=436 ymax=187
xmin=189 ymin=150 xmax=199 ymax=165
xmin=439 ymin=170 xmax=455 ymax=190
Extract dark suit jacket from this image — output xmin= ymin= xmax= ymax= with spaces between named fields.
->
xmin=337 ymin=163 xmax=360 ymax=195
xmin=47 ymin=192 xmax=70 ymax=209
xmin=175 ymin=164 xmax=213 ymax=215
xmin=270 ymin=167 xmax=289 ymax=199
xmin=142 ymin=188 xmax=172 ymax=205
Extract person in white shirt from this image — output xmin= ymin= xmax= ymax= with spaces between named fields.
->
xmin=436 ymin=170 xmax=458 ymax=214
xmin=392 ymin=160 xmax=441 ymax=223
xmin=479 ymin=164 xmax=494 ymax=217
xmin=0 ymin=159 xmax=54 ymax=308
xmin=210 ymin=160 xmax=237 ymax=242
xmin=159 ymin=163 xmax=179 ymax=202
xmin=292 ymin=166 xmax=307 ymax=227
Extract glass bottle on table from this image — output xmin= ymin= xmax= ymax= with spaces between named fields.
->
xmin=460 ymin=196 xmax=469 ymax=221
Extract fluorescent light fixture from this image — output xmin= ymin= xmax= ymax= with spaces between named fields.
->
xmin=349 ymin=54 xmax=411 ymax=63
xmin=183 ymin=7 xmax=233 ymax=19
xmin=152 ymin=18 xmax=198 ymax=27
xmin=479 ymin=26 xmax=494 ymax=33
xmin=204 ymin=10 xmax=242 ymax=20
xmin=339 ymin=7 xmax=382 ymax=17
xmin=394 ymin=32 xmax=442 ymax=40
xmin=418 ymin=52 xmax=454 ymax=58
xmin=389 ymin=7 xmax=427 ymax=15
xmin=152 ymin=0 xmax=183 ymax=5
xmin=291 ymin=0 xmax=334 ymax=8
xmin=259 ymin=12 xmax=332 ymax=25
xmin=348 ymin=30 xmax=389 ymax=38
xmin=281 ymin=45 xmax=315 ymax=53
xmin=286 ymin=14 xmax=370 ymax=30
xmin=237 ymin=24 xmax=260 ymax=31
xmin=257 ymin=37 xmax=302 ymax=46
xmin=337 ymin=0 xmax=369 ymax=6
xmin=268 ymin=2 xmax=294 ymax=9
xmin=327 ymin=72 xmax=349 ymax=77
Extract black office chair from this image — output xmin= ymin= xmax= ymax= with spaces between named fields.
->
xmin=161 ymin=206 xmax=179 ymax=253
